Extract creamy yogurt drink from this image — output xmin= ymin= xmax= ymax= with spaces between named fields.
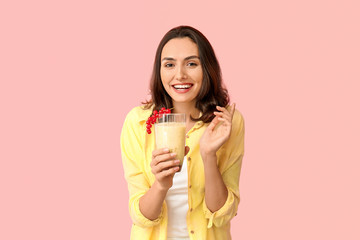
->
xmin=155 ymin=113 xmax=186 ymax=172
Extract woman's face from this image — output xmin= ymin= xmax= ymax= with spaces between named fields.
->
xmin=160 ymin=37 xmax=203 ymax=105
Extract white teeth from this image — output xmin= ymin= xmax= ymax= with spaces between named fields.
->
xmin=173 ymin=84 xmax=192 ymax=89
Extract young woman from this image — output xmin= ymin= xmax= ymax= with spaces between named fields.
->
xmin=121 ymin=26 xmax=245 ymax=240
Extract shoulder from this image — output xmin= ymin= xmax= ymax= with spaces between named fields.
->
xmin=121 ymin=106 xmax=152 ymax=141
xmin=124 ymin=105 xmax=153 ymax=123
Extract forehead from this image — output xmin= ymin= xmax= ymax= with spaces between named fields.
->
xmin=161 ymin=37 xmax=199 ymax=59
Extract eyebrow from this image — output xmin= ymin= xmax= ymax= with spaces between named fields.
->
xmin=161 ymin=55 xmax=200 ymax=62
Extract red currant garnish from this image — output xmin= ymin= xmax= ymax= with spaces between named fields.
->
xmin=146 ymin=107 xmax=172 ymax=134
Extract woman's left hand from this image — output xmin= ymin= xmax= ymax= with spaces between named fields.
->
xmin=200 ymin=103 xmax=236 ymax=157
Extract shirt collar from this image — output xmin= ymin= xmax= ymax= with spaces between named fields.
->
xmin=138 ymin=107 xmax=153 ymax=124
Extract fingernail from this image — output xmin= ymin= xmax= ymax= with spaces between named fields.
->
xmin=175 ymin=159 xmax=180 ymax=163
xmin=171 ymin=153 xmax=176 ymax=157
xmin=164 ymin=148 xmax=169 ymax=152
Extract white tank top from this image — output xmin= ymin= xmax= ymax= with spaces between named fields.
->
xmin=165 ymin=157 xmax=190 ymax=239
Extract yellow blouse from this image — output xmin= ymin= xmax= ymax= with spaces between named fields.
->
xmin=120 ymin=105 xmax=245 ymax=240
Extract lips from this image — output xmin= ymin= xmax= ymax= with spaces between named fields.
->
xmin=171 ymin=83 xmax=194 ymax=93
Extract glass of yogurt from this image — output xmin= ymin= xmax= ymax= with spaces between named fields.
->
xmin=155 ymin=113 xmax=186 ymax=172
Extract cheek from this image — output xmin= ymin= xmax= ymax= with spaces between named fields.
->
xmin=160 ymin=70 xmax=171 ymax=84
xmin=160 ymin=72 xmax=166 ymax=87
xmin=195 ymin=70 xmax=203 ymax=84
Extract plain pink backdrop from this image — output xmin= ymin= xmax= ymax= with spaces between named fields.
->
xmin=1 ymin=0 xmax=359 ymax=239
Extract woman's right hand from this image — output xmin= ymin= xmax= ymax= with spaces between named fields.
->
xmin=150 ymin=147 xmax=189 ymax=190
xmin=150 ymin=148 xmax=180 ymax=190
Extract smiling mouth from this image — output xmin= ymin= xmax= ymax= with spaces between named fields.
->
xmin=172 ymin=84 xmax=194 ymax=93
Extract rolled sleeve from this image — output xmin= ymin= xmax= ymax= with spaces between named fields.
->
xmin=129 ymin=191 xmax=165 ymax=227
xmin=203 ymin=186 xmax=239 ymax=228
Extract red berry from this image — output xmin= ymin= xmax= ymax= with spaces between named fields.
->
xmin=146 ymin=124 xmax=151 ymax=129
xmin=146 ymin=120 xmax=150 ymax=124
xmin=166 ymin=109 xmax=171 ymax=113
xmin=147 ymin=129 xmax=151 ymax=134
xmin=153 ymin=110 xmax=158 ymax=115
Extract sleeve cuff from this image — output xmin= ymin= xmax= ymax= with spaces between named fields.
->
xmin=129 ymin=193 xmax=166 ymax=228
xmin=203 ymin=187 xmax=236 ymax=228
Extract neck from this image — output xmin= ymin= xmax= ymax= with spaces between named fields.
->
xmin=172 ymin=101 xmax=199 ymax=123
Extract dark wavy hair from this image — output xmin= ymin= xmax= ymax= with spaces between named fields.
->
xmin=142 ymin=25 xmax=229 ymax=123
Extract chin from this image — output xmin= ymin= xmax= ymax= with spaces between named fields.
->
xmin=171 ymin=97 xmax=196 ymax=104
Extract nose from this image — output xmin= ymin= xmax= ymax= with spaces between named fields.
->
xmin=175 ymin=65 xmax=187 ymax=80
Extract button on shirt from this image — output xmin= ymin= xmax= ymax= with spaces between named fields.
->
xmin=120 ymin=106 xmax=245 ymax=240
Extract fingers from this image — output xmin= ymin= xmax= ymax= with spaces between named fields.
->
xmin=215 ymin=103 xmax=236 ymax=122
xmin=216 ymin=104 xmax=235 ymax=116
xmin=231 ymin=103 xmax=236 ymax=117
xmin=207 ymin=115 xmax=221 ymax=131
xmin=152 ymin=159 xmax=180 ymax=175
xmin=158 ymin=166 xmax=179 ymax=178
xmin=213 ymin=111 xmax=231 ymax=122
xmin=151 ymin=151 xmax=176 ymax=167
xmin=152 ymin=148 xmax=170 ymax=159
xmin=151 ymin=147 xmax=181 ymax=175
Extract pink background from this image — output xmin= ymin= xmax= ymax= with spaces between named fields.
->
xmin=1 ymin=0 xmax=359 ymax=239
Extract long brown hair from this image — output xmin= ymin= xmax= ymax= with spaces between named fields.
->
xmin=143 ymin=25 xmax=229 ymax=123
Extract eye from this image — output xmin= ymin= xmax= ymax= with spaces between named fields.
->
xmin=187 ymin=62 xmax=198 ymax=67
xmin=164 ymin=63 xmax=174 ymax=68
